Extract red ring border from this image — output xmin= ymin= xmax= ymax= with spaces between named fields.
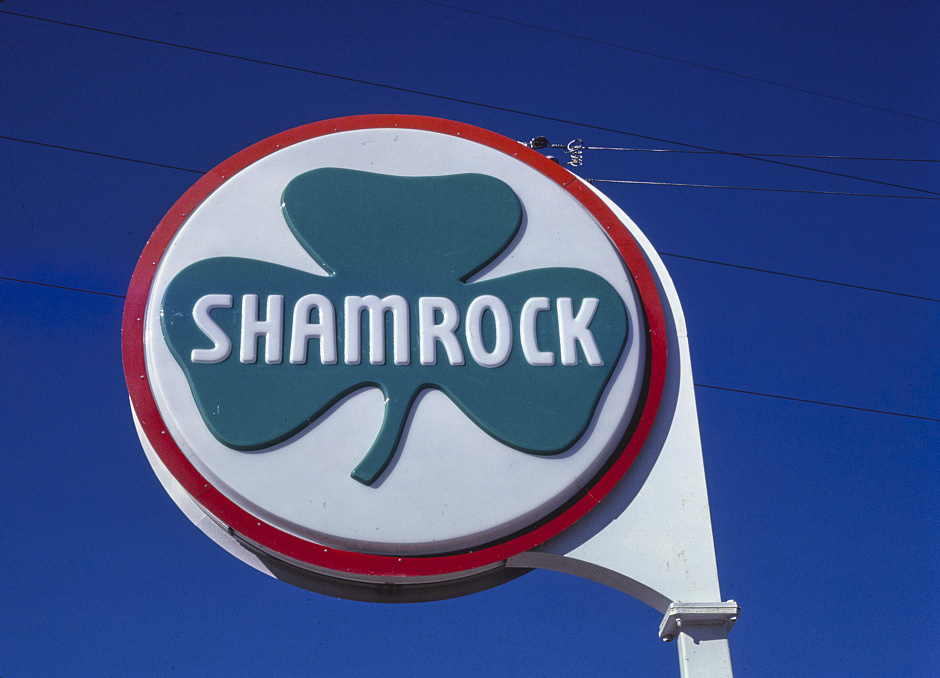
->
xmin=122 ymin=115 xmax=667 ymax=579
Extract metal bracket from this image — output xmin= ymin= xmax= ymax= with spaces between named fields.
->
xmin=659 ymin=601 xmax=740 ymax=643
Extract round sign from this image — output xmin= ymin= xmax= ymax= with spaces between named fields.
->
xmin=123 ymin=115 xmax=666 ymax=596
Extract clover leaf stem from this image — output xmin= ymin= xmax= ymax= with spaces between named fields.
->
xmin=350 ymin=392 xmax=413 ymax=486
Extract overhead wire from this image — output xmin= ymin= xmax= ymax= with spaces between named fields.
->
xmin=658 ymin=253 xmax=940 ymax=303
xmin=591 ymin=178 xmax=940 ymax=199
xmin=3 ymin=132 xmax=935 ymax=201
xmin=3 ymin=127 xmax=935 ymax=302
xmin=695 ymin=385 xmax=940 ymax=423
xmin=0 ymin=134 xmax=203 ymax=174
xmin=1 ymin=9 xmax=937 ymax=198
xmin=1 ymin=273 xmax=935 ymax=423
xmin=0 ymin=275 xmax=126 ymax=299
xmin=586 ymin=147 xmax=940 ymax=163
xmin=2 ymin=9 xmax=938 ymax=424
xmin=415 ymin=0 xmax=940 ymax=126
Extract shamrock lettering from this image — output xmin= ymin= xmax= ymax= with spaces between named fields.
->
xmin=161 ymin=169 xmax=627 ymax=485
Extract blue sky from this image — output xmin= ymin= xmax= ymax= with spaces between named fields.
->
xmin=1 ymin=1 xmax=938 ymax=675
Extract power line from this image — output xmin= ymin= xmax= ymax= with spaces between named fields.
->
xmin=658 ymin=253 xmax=940 ymax=303
xmin=0 ymin=135 xmax=203 ymax=174
xmin=2 ymin=9 xmax=936 ymax=197
xmin=591 ymin=178 xmax=940 ymax=199
xmin=19 ymin=255 xmax=931 ymax=305
xmin=696 ymin=384 xmax=940 ymax=423
xmin=4 ymin=132 xmax=935 ymax=203
xmin=3 ymin=275 xmax=934 ymax=423
xmin=416 ymin=0 xmax=940 ymax=126
xmin=0 ymin=275 xmax=126 ymax=299
xmin=1 ymin=15 xmax=935 ymax=300
xmin=2 ymin=136 xmax=936 ymax=310
xmin=587 ymin=147 xmax=940 ymax=163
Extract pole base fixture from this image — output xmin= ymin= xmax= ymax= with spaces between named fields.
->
xmin=659 ymin=601 xmax=740 ymax=642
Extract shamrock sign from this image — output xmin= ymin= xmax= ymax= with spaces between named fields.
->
xmin=161 ymin=168 xmax=628 ymax=486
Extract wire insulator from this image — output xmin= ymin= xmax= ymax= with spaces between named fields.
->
xmin=521 ymin=136 xmax=585 ymax=167
xmin=566 ymin=139 xmax=584 ymax=167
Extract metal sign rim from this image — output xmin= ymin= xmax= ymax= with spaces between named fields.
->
xmin=122 ymin=114 xmax=668 ymax=579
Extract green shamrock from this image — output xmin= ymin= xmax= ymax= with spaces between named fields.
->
xmin=161 ymin=169 xmax=627 ymax=485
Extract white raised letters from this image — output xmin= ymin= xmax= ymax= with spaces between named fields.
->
xmin=240 ymin=294 xmax=284 ymax=364
xmin=191 ymin=294 xmax=234 ymax=363
xmin=191 ymin=293 xmax=607 ymax=367
xmin=557 ymin=297 xmax=602 ymax=366
xmin=344 ymin=295 xmax=410 ymax=366
xmin=465 ymin=295 xmax=512 ymax=368
xmin=418 ymin=297 xmax=465 ymax=366
xmin=290 ymin=294 xmax=337 ymax=365
xmin=520 ymin=297 xmax=554 ymax=366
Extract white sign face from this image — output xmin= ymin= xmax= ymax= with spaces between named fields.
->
xmin=124 ymin=116 xmax=666 ymax=592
